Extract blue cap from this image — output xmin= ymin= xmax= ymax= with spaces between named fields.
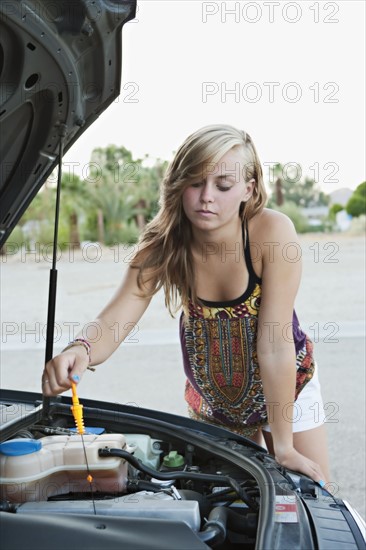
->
xmin=0 ymin=438 xmax=42 ymax=456
xmin=70 ymin=427 xmax=105 ymax=435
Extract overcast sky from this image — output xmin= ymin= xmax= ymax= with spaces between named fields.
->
xmin=64 ymin=0 xmax=365 ymax=194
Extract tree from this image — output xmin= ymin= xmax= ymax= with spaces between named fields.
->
xmin=20 ymin=178 xmax=56 ymax=226
xmin=86 ymin=172 xmax=138 ymax=244
xmin=4 ymin=144 xmax=167 ymax=251
xmin=267 ymin=163 xmax=330 ymax=208
xmin=59 ymin=173 xmax=87 ymax=250
xmin=16 ymin=172 xmax=87 ymax=249
xmin=86 ymin=146 xmax=166 ymax=243
xmin=346 ymin=182 xmax=366 ymax=217
xmin=131 ymin=157 xmax=168 ymax=229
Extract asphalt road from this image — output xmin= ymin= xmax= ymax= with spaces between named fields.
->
xmin=1 ymin=233 xmax=365 ymax=520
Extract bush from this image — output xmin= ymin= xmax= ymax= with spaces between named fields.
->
xmin=105 ymin=221 xmax=140 ymax=245
xmin=346 ymin=182 xmax=366 ymax=217
xmin=346 ymin=195 xmax=366 ymax=217
xmin=328 ymin=203 xmax=344 ymax=220
xmin=6 ymin=225 xmax=24 ymax=247
xmin=1 ymin=226 xmax=24 ymax=255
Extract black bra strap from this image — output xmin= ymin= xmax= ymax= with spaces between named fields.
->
xmin=243 ymin=219 xmax=260 ymax=281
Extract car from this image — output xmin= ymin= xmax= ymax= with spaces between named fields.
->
xmin=0 ymin=2 xmax=365 ymax=549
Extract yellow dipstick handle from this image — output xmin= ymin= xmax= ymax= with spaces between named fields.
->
xmin=71 ymin=381 xmax=85 ymax=435
xmin=70 ymin=382 xmax=94 ymax=494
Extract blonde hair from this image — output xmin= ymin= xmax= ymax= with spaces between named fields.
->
xmin=130 ymin=124 xmax=267 ymax=315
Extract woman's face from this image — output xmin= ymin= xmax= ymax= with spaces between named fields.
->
xmin=182 ymin=146 xmax=254 ymax=233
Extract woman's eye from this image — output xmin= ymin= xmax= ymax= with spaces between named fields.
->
xmin=217 ymin=185 xmax=231 ymax=191
xmin=190 ymin=182 xmax=231 ymax=191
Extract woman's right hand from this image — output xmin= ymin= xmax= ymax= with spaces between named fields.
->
xmin=42 ymin=347 xmax=90 ymax=396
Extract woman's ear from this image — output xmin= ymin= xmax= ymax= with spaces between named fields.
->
xmin=243 ymin=178 xmax=255 ymax=201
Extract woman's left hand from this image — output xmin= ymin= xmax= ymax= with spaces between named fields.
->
xmin=275 ymin=447 xmax=328 ymax=485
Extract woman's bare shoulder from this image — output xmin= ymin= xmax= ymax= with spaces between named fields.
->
xmin=250 ymin=208 xmax=297 ymax=241
xmin=248 ymin=209 xmax=299 ymax=273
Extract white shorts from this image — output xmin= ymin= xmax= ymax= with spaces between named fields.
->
xmin=262 ymin=361 xmax=326 ymax=433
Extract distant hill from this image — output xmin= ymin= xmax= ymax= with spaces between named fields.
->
xmin=329 ymin=188 xmax=353 ymax=206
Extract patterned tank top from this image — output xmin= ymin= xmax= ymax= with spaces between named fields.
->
xmin=179 ymin=222 xmax=315 ymax=436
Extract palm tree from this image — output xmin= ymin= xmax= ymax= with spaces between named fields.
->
xmin=87 ymin=146 xmax=166 ymax=242
xmin=87 ymin=173 xmax=137 ymax=244
xmin=59 ymin=173 xmax=88 ymax=250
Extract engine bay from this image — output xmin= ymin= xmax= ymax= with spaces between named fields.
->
xmin=0 ymin=412 xmax=261 ymax=549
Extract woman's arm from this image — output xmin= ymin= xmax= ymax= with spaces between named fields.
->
xmin=256 ymin=210 xmax=326 ymax=482
xmin=42 ymin=265 xmax=153 ymax=395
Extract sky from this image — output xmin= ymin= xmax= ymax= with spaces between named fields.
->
xmin=64 ymin=0 xmax=365 ymax=194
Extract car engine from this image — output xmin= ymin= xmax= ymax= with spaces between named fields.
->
xmin=0 ymin=422 xmax=260 ymax=549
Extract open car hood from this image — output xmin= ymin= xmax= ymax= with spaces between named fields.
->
xmin=0 ymin=0 xmax=136 ymax=247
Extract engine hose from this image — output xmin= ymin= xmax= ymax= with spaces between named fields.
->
xmin=198 ymin=508 xmax=227 ymax=546
xmin=198 ymin=506 xmax=258 ymax=546
xmin=213 ymin=487 xmax=258 ymax=500
xmin=126 ymin=479 xmax=166 ymax=493
xmin=226 ymin=508 xmax=258 ymax=535
xmin=99 ymin=447 xmax=258 ymax=511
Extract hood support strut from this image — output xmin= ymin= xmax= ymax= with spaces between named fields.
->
xmin=42 ymin=123 xmax=67 ymax=419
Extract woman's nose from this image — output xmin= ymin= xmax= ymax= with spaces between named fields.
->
xmin=200 ymin=182 xmax=214 ymax=203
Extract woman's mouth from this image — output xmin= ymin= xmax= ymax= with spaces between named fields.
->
xmin=196 ymin=210 xmax=216 ymax=216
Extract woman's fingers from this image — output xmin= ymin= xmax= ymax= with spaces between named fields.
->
xmin=276 ymin=448 xmax=329 ymax=485
xmin=42 ymin=351 xmax=89 ymax=396
xmin=42 ymin=357 xmax=72 ymax=395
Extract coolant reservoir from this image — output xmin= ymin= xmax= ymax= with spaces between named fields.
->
xmin=0 ymin=434 xmax=128 ymax=503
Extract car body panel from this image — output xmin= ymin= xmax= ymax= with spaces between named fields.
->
xmin=0 ymin=0 xmax=136 ymax=246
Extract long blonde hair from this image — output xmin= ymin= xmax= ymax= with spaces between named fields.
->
xmin=130 ymin=124 xmax=267 ymax=315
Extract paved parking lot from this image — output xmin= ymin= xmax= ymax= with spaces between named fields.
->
xmin=1 ymin=233 xmax=365 ymax=519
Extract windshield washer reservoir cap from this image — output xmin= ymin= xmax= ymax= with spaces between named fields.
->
xmin=0 ymin=439 xmax=42 ymax=456
xmin=70 ymin=427 xmax=105 ymax=435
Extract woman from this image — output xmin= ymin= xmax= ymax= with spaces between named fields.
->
xmin=43 ymin=124 xmax=330 ymax=484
